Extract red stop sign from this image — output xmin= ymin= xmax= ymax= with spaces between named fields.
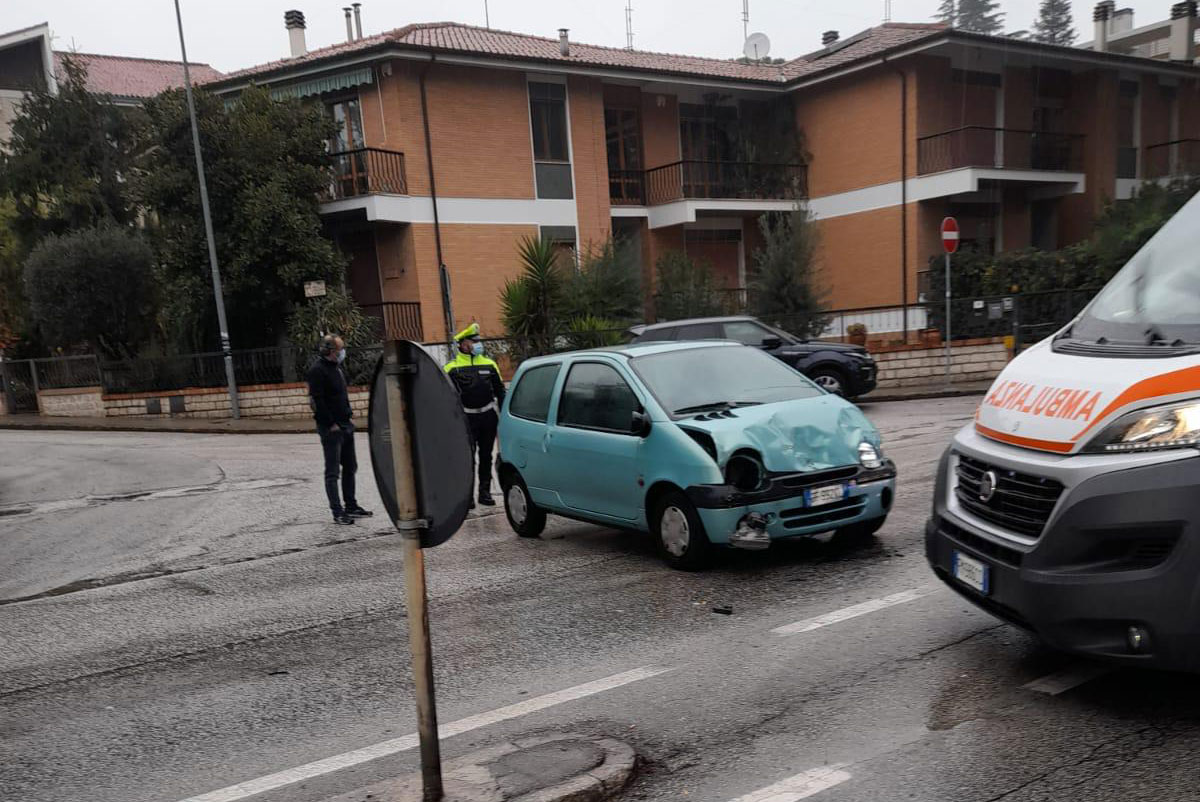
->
xmin=941 ymin=217 xmax=960 ymax=254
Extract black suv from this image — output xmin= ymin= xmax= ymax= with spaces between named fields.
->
xmin=627 ymin=316 xmax=877 ymax=398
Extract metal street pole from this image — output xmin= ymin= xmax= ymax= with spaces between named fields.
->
xmin=383 ymin=341 xmax=444 ymax=801
xmin=174 ymin=0 xmax=240 ymax=418
xmin=944 ymin=251 xmax=952 ymax=387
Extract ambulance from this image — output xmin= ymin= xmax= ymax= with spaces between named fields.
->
xmin=926 ymin=189 xmax=1200 ymax=670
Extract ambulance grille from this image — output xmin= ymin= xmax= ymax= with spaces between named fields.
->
xmin=954 ymin=454 xmax=1064 ymax=538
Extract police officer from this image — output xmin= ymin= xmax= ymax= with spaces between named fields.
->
xmin=444 ymin=323 xmax=506 ymax=507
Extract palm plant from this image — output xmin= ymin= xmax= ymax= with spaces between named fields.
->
xmin=501 ymin=236 xmax=565 ymax=355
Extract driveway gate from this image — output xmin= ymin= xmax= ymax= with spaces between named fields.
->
xmin=1 ymin=359 xmax=39 ymax=413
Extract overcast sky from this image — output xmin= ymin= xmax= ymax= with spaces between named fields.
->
xmin=4 ymin=0 xmax=1176 ymax=73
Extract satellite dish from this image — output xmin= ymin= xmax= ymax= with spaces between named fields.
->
xmin=743 ymin=32 xmax=771 ymax=60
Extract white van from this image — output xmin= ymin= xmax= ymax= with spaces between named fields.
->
xmin=927 ymin=189 xmax=1200 ymax=671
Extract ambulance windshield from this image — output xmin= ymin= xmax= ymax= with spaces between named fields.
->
xmin=1069 ymin=190 xmax=1200 ymax=347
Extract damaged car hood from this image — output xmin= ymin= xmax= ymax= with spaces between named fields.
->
xmin=677 ymin=395 xmax=881 ymax=473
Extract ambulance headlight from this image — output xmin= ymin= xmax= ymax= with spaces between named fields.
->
xmin=1084 ymin=401 xmax=1200 ymax=453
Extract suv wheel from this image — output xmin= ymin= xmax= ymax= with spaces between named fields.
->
xmin=809 ymin=366 xmax=848 ymax=396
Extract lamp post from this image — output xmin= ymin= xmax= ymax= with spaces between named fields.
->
xmin=173 ymin=0 xmax=240 ymax=418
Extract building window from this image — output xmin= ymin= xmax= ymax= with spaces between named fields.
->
xmin=1116 ymin=80 xmax=1139 ymax=179
xmin=327 ymin=97 xmax=366 ymax=196
xmin=529 ymin=81 xmax=572 ymax=199
xmin=540 ymin=225 xmax=577 ymax=267
xmin=684 ymin=228 xmax=742 ymax=244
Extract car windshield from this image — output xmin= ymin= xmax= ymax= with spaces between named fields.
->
xmin=631 ymin=345 xmax=823 ymax=415
xmin=1068 ymin=190 xmax=1200 ymax=346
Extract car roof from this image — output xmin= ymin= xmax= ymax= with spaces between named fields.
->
xmin=518 ymin=340 xmax=741 ymax=367
xmin=628 ymin=316 xmax=757 ymax=334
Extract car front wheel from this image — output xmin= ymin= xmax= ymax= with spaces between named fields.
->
xmin=651 ymin=490 xmax=712 ymax=571
xmin=809 ymin=366 xmax=848 ymax=396
xmin=502 ymin=472 xmax=546 ymax=538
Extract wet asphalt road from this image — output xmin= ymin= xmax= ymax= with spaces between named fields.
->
xmin=4 ymin=396 xmax=1200 ymax=802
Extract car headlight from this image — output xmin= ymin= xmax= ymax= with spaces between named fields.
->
xmin=1083 ymin=400 xmax=1200 ymax=453
xmin=858 ymin=442 xmax=882 ymax=468
xmin=725 ymin=453 xmax=765 ymax=491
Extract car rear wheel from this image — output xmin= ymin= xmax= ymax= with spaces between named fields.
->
xmin=651 ymin=490 xmax=712 ymax=571
xmin=502 ymin=472 xmax=546 ymax=539
xmin=809 ymin=366 xmax=848 ymax=396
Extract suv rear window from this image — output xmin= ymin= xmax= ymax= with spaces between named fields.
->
xmin=508 ymin=364 xmax=560 ymax=422
xmin=674 ymin=322 xmax=722 ymax=339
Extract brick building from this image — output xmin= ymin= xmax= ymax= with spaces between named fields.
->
xmin=204 ymin=6 xmax=1200 ymax=342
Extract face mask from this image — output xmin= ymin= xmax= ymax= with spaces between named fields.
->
xmin=471 ymin=342 xmax=484 ymax=357
xmin=336 ymin=348 xmax=347 ymax=364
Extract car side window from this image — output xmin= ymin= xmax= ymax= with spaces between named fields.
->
xmin=639 ymin=326 xmax=676 ymax=342
xmin=674 ymin=322 xmax=722 ymax=340
xmin=723 ymin=321 xmax=773 ymax=345
xmin=557 ymin=362 xmax=640 ymax=433
xmin=508 ymin=364 xmax=560 ymax=422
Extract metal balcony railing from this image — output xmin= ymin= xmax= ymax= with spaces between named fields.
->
xmin=641 ymin=160 xmax=808 ymax=205
xmin=324 ymin=148 xmax=408 ymax=200
xmin=609 ymin=169 xmax=646 ymax=205
xmin=1144 ymin=139 xmax=1200 ymax=179
xmin=360 ymin=301 xmax=424 ymax=342
xmin=917 ymin=127 xmax=1084 ymax=175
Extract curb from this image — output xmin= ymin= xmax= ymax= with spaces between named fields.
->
xmin=863 ymin=386 xmax=989 ymax=403
xmin=0 ymin=418 xmax=310 ymax=435
xmin=321 ymin=733 xmax=636 ymax=802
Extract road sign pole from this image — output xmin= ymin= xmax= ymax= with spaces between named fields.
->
xmin=944 ymin=251 xmax=952 ymax=387
xmin=383 ymin=340 xmax=444 ymax=802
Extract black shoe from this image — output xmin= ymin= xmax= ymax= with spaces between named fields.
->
xmin=477 ymin=493 xmax=496 ymax=507
xmin=333 ymin=512 xmax=356 ymax=525
xmin=345 ymin=505 xmax=373 ymax=518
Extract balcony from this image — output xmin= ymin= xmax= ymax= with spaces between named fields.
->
xmin=645 ymin=161 xmax=807 ymax=205
xmin=1144 ymin=139 xmax=1200 ymax=179
xmin=917 ymin=127 xmax=1084 ymax=175
xmin=360 ymin=301 xmax=424 ymax=342
xmin=323 ymin=148 xmax=408 ymax=200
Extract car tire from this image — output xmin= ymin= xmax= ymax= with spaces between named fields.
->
xmin=833 ymin=515 xmax=886 ymax=547
xmin=502 ymin=472 xmax=546 ymax=539
xmin=809 ymin=366 xmax=849 ymax=396
xmin=651 ymin=490 xmax=712 ymax=571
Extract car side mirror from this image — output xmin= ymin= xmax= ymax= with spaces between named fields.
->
xmin=761 ymin=336 xmax=783 ymax=349
xmin=631 ymin=410 xmax=652 ymax=437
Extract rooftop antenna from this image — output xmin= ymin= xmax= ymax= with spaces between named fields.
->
xmin=484 ymin=0 xmax=490 ymax=29
xmin=742 ymin=0 xmax=750 ymax=41
xmin=625 ymin=0 xmax=634 ymax=49
xmin=884 ymin=0 xmax=893 ymax=22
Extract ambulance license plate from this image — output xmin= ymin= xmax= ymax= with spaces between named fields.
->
xmin=806 ymin=483 xmax=846 ymax=507
xmin=952 ymin=551 xmax=990 ymax=595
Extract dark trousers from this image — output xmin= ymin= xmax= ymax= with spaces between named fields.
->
xmin=467 ymin=409 xmax=498 ymax=498
xmin=319 ymin=422 xmax=358 ymax=514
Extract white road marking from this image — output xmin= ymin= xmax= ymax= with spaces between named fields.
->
xmin=728 ymin=764 xmax=852 ymax=802
xmin=771 ymin=587 xmax=941 ymax=636
xmin=173 ymin=665 xmax=672 ymax=802
xmin=1022 ymin=662 xmax=1113 ymax=695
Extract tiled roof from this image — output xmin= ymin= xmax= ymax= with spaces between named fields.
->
xmin=54 ymin=51 xmax=223 ymax=99
xmin=207 ymin=22 xmax=957 ymax=88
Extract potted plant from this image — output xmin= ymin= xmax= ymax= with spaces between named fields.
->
xmin=847 ymin=322 xmax=868 ymax=346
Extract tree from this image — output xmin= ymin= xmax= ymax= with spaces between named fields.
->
xmin=500 ymin=236 xmax=566 ymax=353
xmin=1 ymin=55 xmax=143 ymax=246
xmin=1031 ymin=0 xmax=1076 ymax=44
xmin=23 ymin=224 xmax=157 ymax=358
xmin=653 ymin=251 xmax=724 ymax=321
xmin=0 ymin=197 xmax=24 ymax=353
xmin=941 ymin=0 xmax=1004 ymax=33
xmin=748 ymin=208 xmax=829 ymax=338
xmin=138 ymin=85 xmax=344 ymax=351
xmin=563 ymin=237 xmax=641 ymax=323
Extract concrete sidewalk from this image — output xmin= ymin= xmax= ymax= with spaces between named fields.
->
xmin=323 ymin=733 xmax=636 ymax=802
xmin=0 ymin=383 xmax=989 ymax=435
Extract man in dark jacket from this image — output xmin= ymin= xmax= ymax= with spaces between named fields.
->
xmin=444 ymin=323 xmax=506 ymax=507
xmin=307 ymin=334 xmax=372 ymax=525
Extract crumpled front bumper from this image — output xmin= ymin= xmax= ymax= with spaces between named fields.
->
xmin=687 ymin=461 xmax=896 ymax=545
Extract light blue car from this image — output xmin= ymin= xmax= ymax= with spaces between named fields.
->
xmin=497 ymin=341 xmax=897 ymax=569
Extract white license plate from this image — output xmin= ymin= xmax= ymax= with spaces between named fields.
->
xmin=952 ymin=551 xmax=990 ymax=595
xmin=806 ymin=483 xmax=846 ymax=507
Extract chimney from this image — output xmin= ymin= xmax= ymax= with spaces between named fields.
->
xmin=1111 ymin=7 xmax=1134 ymax=32
xmin=285 ymin=10 xmax=307 ymax=58
xmin=343 ymin=7 xmax=354 ymax=42
xmin=822 ymin=30 xmax=839 ymax=46
xmin=559 ymin=28 xmax=570 ymax=56
xmin=1093 ymin=1 xmax=1114 ymax=51
xmin=353 ymin=2 xmax=363 ymax=40
xmin=1169 ymin=1 xmax=1197 ymax=61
